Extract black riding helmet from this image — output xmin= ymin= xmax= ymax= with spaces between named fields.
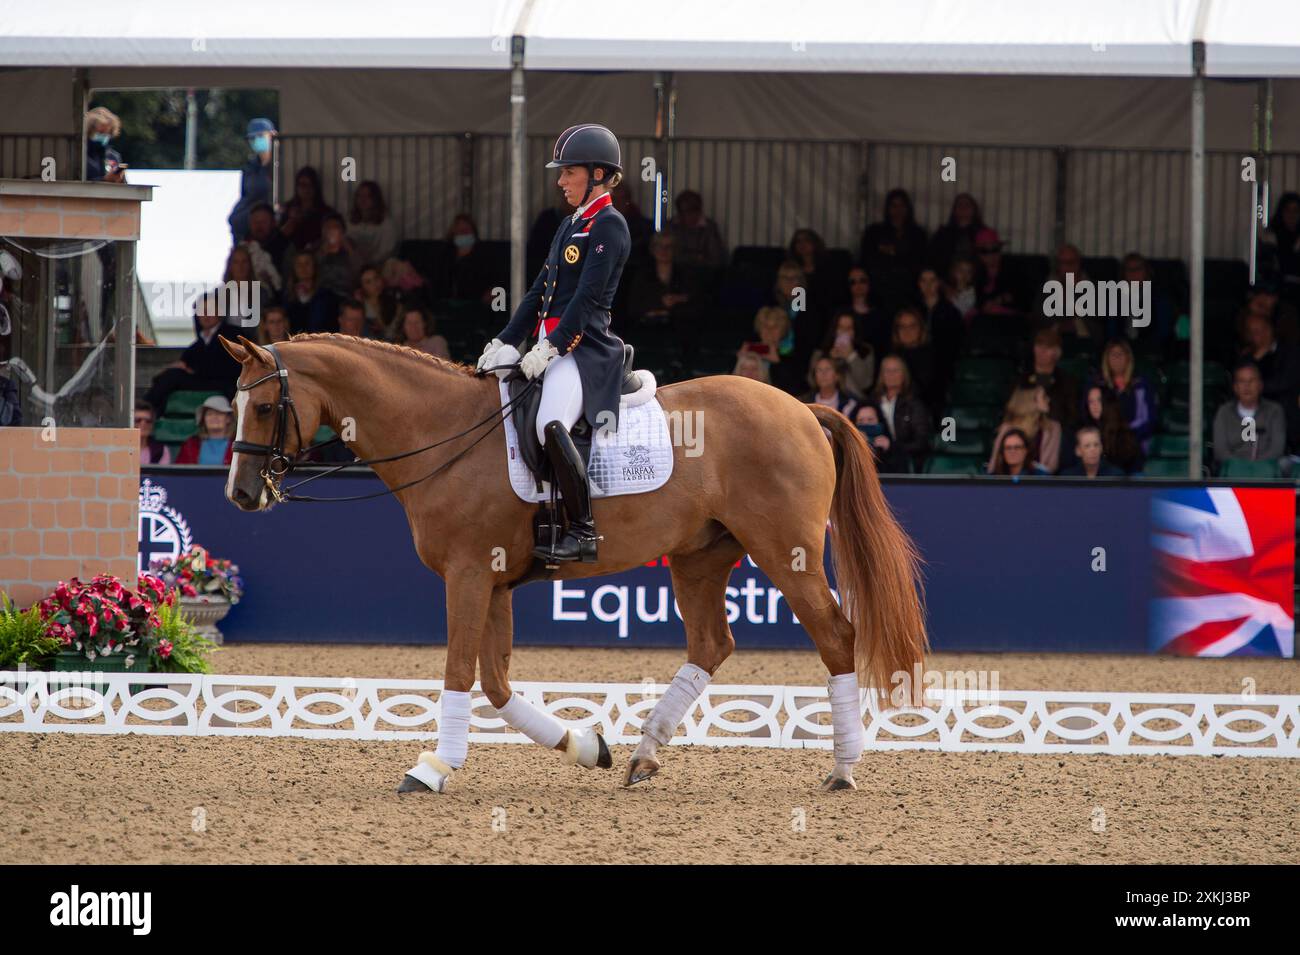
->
xmin=548 ymin=124 xmax=622 ymax=208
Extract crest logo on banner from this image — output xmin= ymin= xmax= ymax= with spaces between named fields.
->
xmin=137 ymin=478 xmax=193 ymax=574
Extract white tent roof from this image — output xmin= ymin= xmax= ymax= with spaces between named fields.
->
xmin=521 ymin=0 xmax=1201 ymax=76
xmin=1202 ymin=0 xmax=1300 ymax=77
xmin=0 ymin=0 xmax=524 ymax=69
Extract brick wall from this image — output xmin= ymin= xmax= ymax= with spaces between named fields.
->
xmin=0 ymin=427 xmax=139 ymax=608
xmin=0 ymin=193 xmax=140 ymax=241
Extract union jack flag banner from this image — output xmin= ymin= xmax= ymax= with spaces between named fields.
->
xmin=1150 ymin=488 xmax=1295 ymax=657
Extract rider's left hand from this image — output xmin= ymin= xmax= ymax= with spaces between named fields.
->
xmin=521 ymin=339 xmax=560 ymax=380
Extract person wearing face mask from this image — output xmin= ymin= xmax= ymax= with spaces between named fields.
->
xmin=445 ymin=214 xmax=496 ymax=303
xmin=853 ymin=403 xmax=908 ymax=473
xmin=84 ymin=107 xmax=126 ymax=183
xmin=228 ymin=118 xmax=277 ymax=244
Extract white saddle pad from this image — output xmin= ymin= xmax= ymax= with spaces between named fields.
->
xmin=499 ymin=375 xmax=674 ymax=504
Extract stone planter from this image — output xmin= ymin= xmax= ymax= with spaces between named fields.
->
xmin=179 ymin=595 xmax=232 ymax=645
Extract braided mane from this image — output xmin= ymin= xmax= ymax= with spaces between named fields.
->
xmin=287 ymin=332 xmax=477 ymax=377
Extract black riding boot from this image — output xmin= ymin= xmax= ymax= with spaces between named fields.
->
xmin=537 ymin=419 xmax=601 ymax=563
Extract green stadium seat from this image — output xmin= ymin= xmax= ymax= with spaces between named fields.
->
xmin=153 ymin=417 xmax=197 ymax=444
xmin=931 ymin=430 xmax=987 ymax=456
xmin=1141 ymin=458 xmax=1192 ymax=477
xmin=924 ymin=454 xmax=986 ymax=476
xmin=1150 ymin=434 xmax=1189 ymax=459
xmin=946 ymin=405 xmax=1000 ymax=431
xmin=950 ymin=378 xmax=1009 ymax=406
xmin=1219 ymin=458 xmax=1284 ymax=479
xmin=954 ymin=357 xmax=1015 ymax=384
xmin=164 ymin=390 xmax=220 ymax=418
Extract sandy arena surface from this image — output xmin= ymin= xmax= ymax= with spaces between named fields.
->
xmin=3 ymin=644 xmax=1297 ymax=864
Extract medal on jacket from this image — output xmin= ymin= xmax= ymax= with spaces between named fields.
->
xmin=564 ymin=244 xmax=580 ymax=264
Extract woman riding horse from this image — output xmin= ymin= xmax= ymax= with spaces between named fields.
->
xmin=476 ymin=123 xmax=631 ymax=563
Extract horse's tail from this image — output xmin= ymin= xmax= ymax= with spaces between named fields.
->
xmin=809 ymin=404 xmax=928 ymax=708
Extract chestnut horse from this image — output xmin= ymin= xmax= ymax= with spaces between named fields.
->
xmin=218 ymin=333 xmax=926 ymax=792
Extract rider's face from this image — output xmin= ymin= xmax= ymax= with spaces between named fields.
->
xmin=557 ymin=165 xmax=598 ymax=206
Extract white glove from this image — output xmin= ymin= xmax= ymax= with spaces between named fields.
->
xmin=520 ymin=338 xmax=560 ymax=380
xmin=491 ymin=343 xmax=520 ymax=381
xmin=475 ymin=338 xmax=505 ymax=374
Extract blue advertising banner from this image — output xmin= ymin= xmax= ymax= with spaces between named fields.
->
xmin=136 ymin=468 xmax=1294 ymax=655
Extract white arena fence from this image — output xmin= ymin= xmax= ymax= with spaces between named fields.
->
xmin=1 ymin=672 xmax=1297 ymax=758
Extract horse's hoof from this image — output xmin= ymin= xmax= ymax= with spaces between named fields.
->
xmin=397 ymin=774 xmax=432 ymax=794
xmin=595 ymin=732 xmax=613 ymax=769
xmin=397 ymin=753 xmax=452 ymax=793
xmin=820 ymin=771 xmax=857 ymax=792
xmin=623 ymin=755 xmax=660 ymax=787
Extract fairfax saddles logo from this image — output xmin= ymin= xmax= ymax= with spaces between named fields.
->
xmin=49 ymin=885 xmax=151 ymax=935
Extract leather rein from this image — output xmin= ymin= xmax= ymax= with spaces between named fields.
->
xmin=230 ymin=343 xmax=535 ymax=504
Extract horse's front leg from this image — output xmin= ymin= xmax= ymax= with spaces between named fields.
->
xmin=479 ymin=584 xmax=612 ymax=772
xmin=397 ymin=570 xmax=494 ymax=794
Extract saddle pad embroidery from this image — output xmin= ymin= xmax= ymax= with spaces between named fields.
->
xmin=499 ymin=381 xmax=675 ymax=504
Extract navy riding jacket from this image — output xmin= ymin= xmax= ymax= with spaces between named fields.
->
xmin=498 ymin=192 xmax=631 ymax=433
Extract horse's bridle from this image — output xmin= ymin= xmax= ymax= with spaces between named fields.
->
xmin=231 ymin=344 xmax=335 ymax=503
xmin=229 ymin=342 xmax=538 ymax=505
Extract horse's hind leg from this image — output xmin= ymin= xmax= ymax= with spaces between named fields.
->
xmin=625 ymin=533 xmax=745 ymax=787
xmin=479 ymin=585 xmax=612 ymax=772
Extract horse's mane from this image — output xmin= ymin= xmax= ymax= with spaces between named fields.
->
xmin=287 ymin=332 xmax=477 ymax=377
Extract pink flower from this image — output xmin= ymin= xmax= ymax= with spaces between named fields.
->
xmin=158 ymin=639 xmax=173 ymax=659
xmin=181 ymin=584 xmax=197 ymax=597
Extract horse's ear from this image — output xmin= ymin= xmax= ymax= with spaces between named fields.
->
xmin=236 ymin=334 xmax=275 ymax=366
xmin=218 ymin=334 xmax=248 ymax=363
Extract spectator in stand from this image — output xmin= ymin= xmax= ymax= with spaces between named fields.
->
xmin=627 ymin=232 xmax=702 ymax=327
xmin=176 ymin=396 xmax=235 ymax=466
xmin=861 ymin=188 xmax=928 ymax=316
xmin=1262 ymin=192 xmax=1300 ymax=309
xmin=853 ymin=403 xmax=909 ymax=473
xmin=807 ymin=309 xmax=875 ymax=397
xmin=135 ymin=401 xmax=170 ymax=465
xmin=1034 ymin=243 xmax=1102 ymax=343
xmin=974 ymin=228 xmax=1020 ymax=318
xmin=945 ymin=256 xmax=979 ymax=325
xmin=611 ymin=183 xmax=654 ymax=266
xmin=445 ymin=213 xmax=497 ymax=303
xmin=337 ymin=299 xmax=373 ymax=339
xmin=739 ymin=306 xmax=802 ymax=394
xmin=241 ymin=203 xmax=286 ymax=295
xmin=315 ymin=213 xmax=361 ymax=299
xmin=1213 ymin=360 xmax=1287 ymax=465
xmin=871 ymin=354 xmax=932 ymax=472
xmin=223 ymin=245 xmax=274 ymax=325
xmin=1090 ymin=339 xmax=1157 ymax=451
xmin=1238 ymin=282 xmax=1300 ymax=349
xmin=772 ymin=259 xmax=824 ymax=372
xmin=527 ymin=185 xmax=573 ymax=278
xmin=789 ymin=228 xmax=837 ymax=314
xmin=257 ymin=305 xmax=291 ymax=346
xmin=283 ymin=252 xmax=339 ymax=335
xmin=1018 ymin=326 xmax=1080 ymax=429
xmin=1080 ymin=384 xmax=1143 ymax=474
xmin=989 ymin=386 xmax=1062 ymax=474
xmin=732 ymin=349 xmax=771 ymax=384
xmin=928 ymin=193 xmax=984 ymax=277
xmin=279 ymin=166 xmax=337 ymax=260
xmin=348 ymin=181 xmax=400 ymax=267
xmin=802 ymin=356 xmax=860 ymax=420
xmin=988 ymin=427 xmax=1049 ymax=477
xmin=1058 ymin=425 xmax=1125 ymax=478
xmin=0 ymin=373 xmax=20 ymax=426
xmin=396 ymin=305 xmax=450 ymax=359
xmin=144 ymin=292 xmax=240 ymax=415
xmin=669 ymin=190 xmax=727 ymax=273
xmin=1239 ymin=309 xmax=1300 ymax=450
xmin=891 ymin=306 xmax=941 ymax=415
xmin=84 ymin=107 xmax=126 ymax=183
xmin=228 ymin=118 xmax=275 ymax=243
xmin=356 ymin=267 xmax=396 ymax=339
xmin=917 ymin=267 xmax=964 ymax=388
xmin=381 ymin=257 xmax=430 ymax=314
xmin=843 ymin=266 xmax=891 ymax=362
xmin=1114 ymin=252 xmax=1176 ymax=350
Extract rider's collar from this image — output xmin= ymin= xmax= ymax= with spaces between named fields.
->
xmin=571 ymin=191 xmax=613 ymax=222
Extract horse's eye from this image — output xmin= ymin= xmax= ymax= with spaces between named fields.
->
xmin=256 ymin=403 xmax=274 ymax=415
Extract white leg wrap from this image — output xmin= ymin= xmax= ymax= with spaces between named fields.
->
xmin=405 ymin=752 xmax=454 ymax=792
xmin=828 ymin=672 xmax=865 ymax=768
xmin=433 ymin=689 xmax=471 ymax=769
xmin=497 ymin=692 xmax=566 ymax=750
xmin=642 ymin=663 xmax=712 ymax=746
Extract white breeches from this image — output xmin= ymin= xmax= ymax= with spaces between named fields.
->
xmin=536 ymin=351 xmax=584 ymax=445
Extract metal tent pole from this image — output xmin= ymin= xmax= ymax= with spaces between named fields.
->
xmin=1189 ymin=41 xmax=1207 ymax=478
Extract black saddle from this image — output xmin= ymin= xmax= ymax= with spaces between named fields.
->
xmin=507 ymin=344 xmax=640 ymax=491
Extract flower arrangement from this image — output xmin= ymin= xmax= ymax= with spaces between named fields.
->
xmin=37 ymin=573 xmax=169 ymax=666
xmin=150 ymin=546 xmax=244 ymax=604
